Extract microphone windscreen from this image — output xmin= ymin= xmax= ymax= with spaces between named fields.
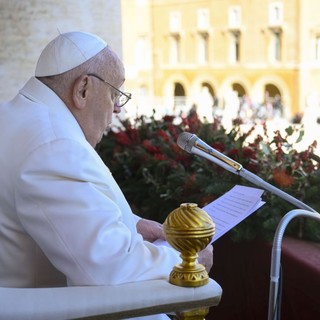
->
xmin=177 ymin=132 xmax=198 ymax=153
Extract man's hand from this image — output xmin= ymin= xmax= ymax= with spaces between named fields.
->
xmin=136 ymin=218 xmax=165 ymax=242
xmin=136 ymin=219 xmax=214 ymax=273
xmin=198 ymin=244 xmax=214 ymax=273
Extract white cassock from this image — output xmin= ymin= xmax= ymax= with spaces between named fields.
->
xmin=0 ymin=77 xmax=181 ymax=320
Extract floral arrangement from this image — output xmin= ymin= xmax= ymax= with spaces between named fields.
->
xmin=97 ymin=111 xmax=320 ymax=242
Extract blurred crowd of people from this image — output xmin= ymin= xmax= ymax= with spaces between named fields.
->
xmin=192 ymin=90 xmax=285 ymax=132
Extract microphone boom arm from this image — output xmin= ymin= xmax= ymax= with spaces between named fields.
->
xmin=179 ymin=133 xmax=317 ymax=213
xmin=239 ymin=168 xmax=316 ymax=212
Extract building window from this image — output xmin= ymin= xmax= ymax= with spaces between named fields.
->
xmin=269 ymin=2 xmax=283 ymax=26
xmin=169 ymin=11 xmax=182 ymax=64
xmin=228 ymin=6 xmax=241 ymax=29
xmin=198 ymin=32 xmax=209 ymax=64
xmin=170 ymin=11 xmax=181 ymax=33
xmin=232 ymin=83 xmax=246 ymax=98
xmin=174 ymin=82 xmax=186 ymax=110
xmin=170 ymin=34 xmax=181 ymax=64
xmin=197 ymin=8 xmax=209 ymax=31
xmin=138 ymin=85 xmax=148 ymax=96
xmin=270 ymin=30 xmax=282 ymax=62
xmin=230 ymin=31 xmax=240 ymax=63
xmin=315 ymin=36 xmax=320 ymax=62
xmin=135 ymin=36 xmax=149 ymax=67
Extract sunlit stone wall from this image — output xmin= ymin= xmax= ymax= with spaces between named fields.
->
xmin=0 ymin=0 xmax=121 ymax=101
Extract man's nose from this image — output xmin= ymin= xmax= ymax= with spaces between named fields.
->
xmin=113 ymin=105 xmax=121 ymax=114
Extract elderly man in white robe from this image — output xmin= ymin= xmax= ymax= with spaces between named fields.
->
xmin=0 ymin=31 xmax=213 ymax=320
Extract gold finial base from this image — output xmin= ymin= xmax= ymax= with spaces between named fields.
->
xmin=169 ymin=263 xmax=208 ymax=287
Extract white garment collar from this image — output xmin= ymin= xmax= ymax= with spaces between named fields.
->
xmin=19 ymin=77 xmax=85 ymax=140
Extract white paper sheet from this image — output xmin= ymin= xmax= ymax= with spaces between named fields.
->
xmin=153 ymin=184 xmax=265 ymax=246
xmin=202 ymin=185 xmax=265 ymax=242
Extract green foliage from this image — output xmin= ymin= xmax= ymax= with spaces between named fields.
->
xmin=97 ymin=112 xmax=320 ymax=242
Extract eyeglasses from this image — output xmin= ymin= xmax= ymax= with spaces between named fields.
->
xmin=87 ymin=73 xmax=132 ymax=108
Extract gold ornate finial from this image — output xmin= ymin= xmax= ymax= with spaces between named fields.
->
xmin=163 ymin=203 xmax=215 ymax=287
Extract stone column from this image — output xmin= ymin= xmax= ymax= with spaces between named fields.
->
xmin=0 ymin=0 xmax=121 ymax=101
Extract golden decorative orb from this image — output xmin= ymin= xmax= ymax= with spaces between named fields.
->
xmin=163 ymin=203 xmax=215 ymax=287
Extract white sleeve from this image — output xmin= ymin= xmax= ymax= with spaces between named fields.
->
xmin=15 ymin=139 xmax=180 ymax=286
xmin=133 ymin=213 xmax=142 ymax=223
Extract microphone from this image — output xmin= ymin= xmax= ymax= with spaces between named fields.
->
xmin=177 ymin=132 xmax=317 ymax=213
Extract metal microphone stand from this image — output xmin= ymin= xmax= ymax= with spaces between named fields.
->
xmin=177 ymin=133 xmax=320 ymax=319
xmin=268 ymin=209 xmax=320 ymax=320
xmin=183 ymin=137 xmax=316 ymax=212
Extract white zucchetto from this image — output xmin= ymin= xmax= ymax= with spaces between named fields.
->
xmin=35 ymin=31 xmax=107 ymax=77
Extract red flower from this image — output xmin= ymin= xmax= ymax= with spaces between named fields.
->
xmin=227 ymin=148 xmax=239 ymax=157
xmin=127 ymin=128 xmax=140 ymax=144
xmin=291 ymin=159 xmax=301 ymax=170
xmin=211 ymin=142 xmax=225 ymax=152
xmin=115 ymin=132 xmax=131 ymax=146
xmin=158 ymin=129 xmax=170 ymax=142
xmin=167 ymin=124 xmax=179 ymax=139
xmin=142 ymin=139 xmax=159 ymax=153
xmin=304 ymin=163 xmax=316 ymax=174
xmin=273 ymin=169 xmax=294 ymax=188
xmin=242 ymin=147 xmax=256 ymax=159
xmin=153 ymin=153 xmax=166 ymax=161
xmin=163 ymin=115 xmax=175 ymax=123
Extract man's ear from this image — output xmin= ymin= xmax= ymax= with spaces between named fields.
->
xmin=72 ymin=75 xmax=90 ymax=110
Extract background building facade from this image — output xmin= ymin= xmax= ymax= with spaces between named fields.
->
xmin=121 ymin=0 xmax=320 ymax=123
xmin=1 ymin=0 xmax=320 ymax=126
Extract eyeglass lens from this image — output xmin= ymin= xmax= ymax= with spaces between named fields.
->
xmin=117 ymin=94 xmax=129 ymax=107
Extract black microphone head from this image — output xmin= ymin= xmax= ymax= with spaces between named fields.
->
xmin=177 ymin=132 xmax=198 ymax=153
